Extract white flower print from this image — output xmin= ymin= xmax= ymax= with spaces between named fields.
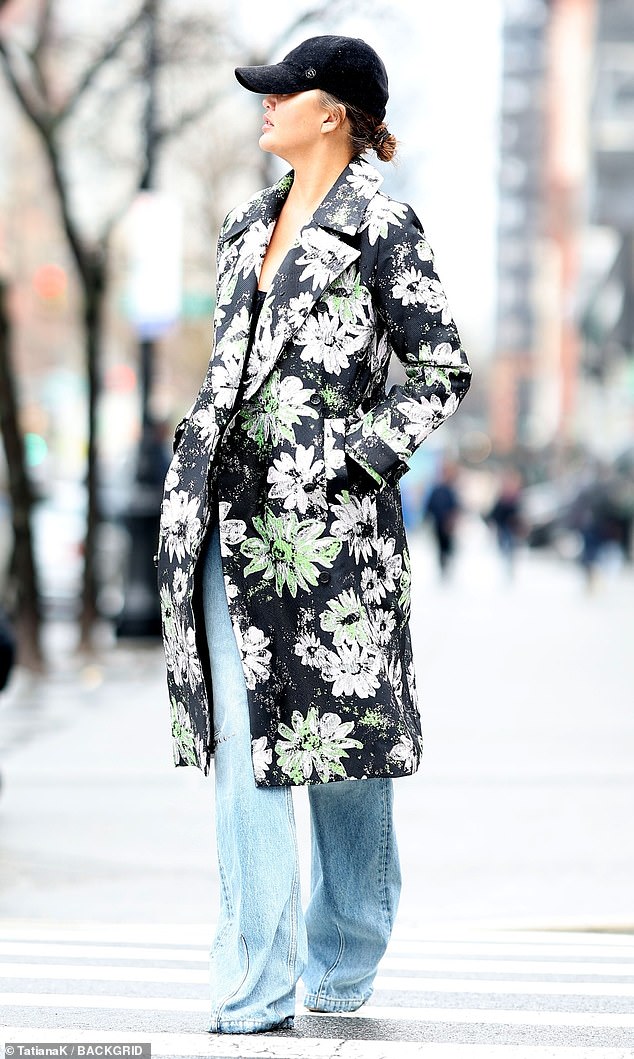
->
xmin=391 ymin=266 xmax=430 ymax=307
xmin=369 ymin=607 xmax=396 ymax=645
xmin=162 ymin=601 xmax=201 ymax=692
xmin=297 ymin=313 xmax=367 ymax=376
xmin=235 ymin=219 xmax=274 ymax=277
xmin=323 ymin=642 xmax=381 ymax=698
xmin=275 ymin=707 xmax=362 ymax=783
xmin=397 ymin=392 xmax=459 ymax=446
xmin=361 ymin=566 xmax=386 ymax=605
xmin=283 ymin=291 xmax=314 ymax=331
xmin=172 ymin=567 xmax=187 ymax=605
xmin=295 ymin=228 xmax=351 ymax=291
xmin=295 ymin=631 xmax=329 ymax=670
xmin=241 ymin=372 xmax=318 ymax=449
xmin=182 ymin=625 xmax=202 ymax=691
xmin=320 ymin=589 xmax=370 ymax=647
xmin=360 ymin=196 xmax=408 ymax=245
xmin=224 ymin=574 xmax=238 ymax=601
xmin=415 ymin=236 xmax=434 ymax=263
xmin=406 ymin=658 xmax=418 ymax=709
xmin=372 ymin=537 xmax=402 ymax=593
xmin=170 ymin=695 xmax=198 ymax=767
xmin=252 ymin=736 xmax=272 ymax=782
xmin=388 ymin=734 xmax=416 ymax=771
xmin=235 ymin=624 xmax=272 ymax=689
xmin=218 ymin=501 xmax=247 ymax=556
xmin=161 ymin=490 xmax=202 ymax=563
xmin=164 ymin=457 xmax=180 ymax=492
xmin=330 ymin=492 xmax=377 ymax=562
xmin=192 ymin=406 xmax=218 ymax=449
xmin=346 ymin=160 xmax=379 ymax=198
xmin=385 ymin=654 xmax=403 ymax=699
xmin=267 ymin=444 xmax=325 ymax=514
xmin=421 ymin=277 xmax=452 ymax=322
xmin=323 ymin=419 xmax=346 ymax=481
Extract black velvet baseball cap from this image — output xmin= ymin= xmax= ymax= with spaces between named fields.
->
xmin=235 ymin=35 xmax=389 ymax=121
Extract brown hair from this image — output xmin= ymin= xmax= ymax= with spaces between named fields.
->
xmin=320 ymin=91 xmax=398 ymax=162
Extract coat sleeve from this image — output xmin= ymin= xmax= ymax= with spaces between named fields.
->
xmin=345 ymin=204 xmax=472 ymax=489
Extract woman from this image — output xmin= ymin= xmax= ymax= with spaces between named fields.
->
xmin=157 ymin=34 xmax=471 ymax=1034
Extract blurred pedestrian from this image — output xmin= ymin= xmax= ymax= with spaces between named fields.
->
xmin=0 ymin=604 xmax=15 ymax=693
xmin=423 ymin=460 xmax=461 ymax=577
xmin=487 ymin=470 xmax=524 ymax=577
xmin=156 ymin=35 xmax=471 ymax=1035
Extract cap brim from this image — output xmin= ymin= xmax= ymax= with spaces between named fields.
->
xmin=235 ymin=63 xmax=304 ymax=95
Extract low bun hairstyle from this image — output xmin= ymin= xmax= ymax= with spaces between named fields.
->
xmin=320 ymin=91 xmax=398 ymax=162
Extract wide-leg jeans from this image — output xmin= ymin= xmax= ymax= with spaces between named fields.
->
xmin=201 ymin=519 xmax=401 ymax=1034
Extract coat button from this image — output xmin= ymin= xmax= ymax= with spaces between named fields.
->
xmin=318 ymin=571 xmax=331 ymax=585
xmin=304 ymin=480 xmax=317 ymax=492
xmin=309 ymin=393 xmax=321 ymax=407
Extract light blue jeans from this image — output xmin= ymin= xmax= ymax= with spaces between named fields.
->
xmin=201 ymin=519 xmax=401 ymax=1034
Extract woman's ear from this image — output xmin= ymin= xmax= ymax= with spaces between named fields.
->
xmin=321 ymin=101 xmax=346 ymax=135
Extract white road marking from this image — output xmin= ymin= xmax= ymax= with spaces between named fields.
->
xmin=3 ymin=992 xmax=634 ymax=1028
xmin=3 ymin=963 xmax=634 ymax=999
xmin=2 ymin=1025 xmax=634 ymax=1058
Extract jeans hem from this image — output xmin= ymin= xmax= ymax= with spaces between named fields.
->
xmin=209 ymin=1014 xmax=295 ymax=1034
xmin=303 ymin=991 xmax=370 ymax=1013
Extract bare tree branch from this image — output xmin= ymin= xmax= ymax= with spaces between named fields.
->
xmin=155 ymin=94 xmax=215 ymax=146
xmin=30 ymin=0 xmax=53 ymax=101
xmin=55 ymin=0 xmax=149 ymax=125
xmin=0 ymin=38 xmax=50 ymax=132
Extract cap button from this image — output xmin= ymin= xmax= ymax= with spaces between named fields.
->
xmin=305 ymin=67 xmax=317 ymax=78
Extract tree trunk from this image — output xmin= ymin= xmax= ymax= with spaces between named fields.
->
xmin=78 ymin=259 xmax=105 ymax=650
xmin=0 ymin=280 xmax=45 ymax=671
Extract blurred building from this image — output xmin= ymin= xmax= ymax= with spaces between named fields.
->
xmin=492 ymin=0 xmax=633 ymax=462
xmin=578 ymin=0 xmax=634 ymax=458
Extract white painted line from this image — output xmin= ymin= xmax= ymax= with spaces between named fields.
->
xmin=2 ymin=1025 xmax=634 ymax=1057
xmin=380 ymin=957 xmax=634 ymax=976
xmin=387 ymin=940 xmax=634 ymax=958
xmin=3 ymin=963 xmax=634 ymax=999
xmin=3 ymin=993 xmax=634 ymax=1028
xmin=0 ymin=942 xmax=209 ymax=962
xmin=373 ymin=975 xmax=634 ymax=997
xmin=1 ymin=921 xmax=634 ymax=947
xmin=3 ymin=944 xmax=634 ymax=970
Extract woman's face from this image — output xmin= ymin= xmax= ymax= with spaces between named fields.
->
xmin=259 ymin=90 xmax=338 ymax=161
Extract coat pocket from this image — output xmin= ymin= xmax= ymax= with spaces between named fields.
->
xmin=324 ymin=417 xmax=348 ymax=500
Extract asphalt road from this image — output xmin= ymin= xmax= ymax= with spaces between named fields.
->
xmin=0 ymin=522 xmax=633 ymax=1054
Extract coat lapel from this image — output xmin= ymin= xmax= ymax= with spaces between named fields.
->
xmin=241 ymin=157 xmax=384 ymax=402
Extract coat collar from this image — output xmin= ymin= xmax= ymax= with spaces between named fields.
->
xmin=216 ymin=156 xmax=384 ymax=405
xmin=219 ymin=156 xmax=384 ymax=247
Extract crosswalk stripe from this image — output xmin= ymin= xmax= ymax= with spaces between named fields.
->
xmin=6 ymin=1028 xmax=631 ymax=1059
xmin=3 ymin=992 xmax=634 ymax=1028
xmin=2 ymin=924 xmax=634 ymax=1053
xmin=3 ymin=964 xmax=634 ymax=998
xmin=2 ymin=943 xmax=633 ymax=974
xmin=2 ymin=921 xmax=634 ymax=945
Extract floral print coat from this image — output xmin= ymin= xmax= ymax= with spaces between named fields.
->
xmin=157 ymin=156 xmax=471 ymax=787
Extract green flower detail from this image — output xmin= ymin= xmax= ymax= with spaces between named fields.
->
xmin=325 ymin=271 xmax=368 ymax=323
xmin=320 ymin=589 xmax=370 ymax=647
xmin=322 ymin=384 xmax=343 ymax=411
xmin=275 ymin=707 xmax=363 ymax=783
xmin=360 ymin=707 xmax=389 ymax=733
xmin=241 ymin=508 xmax=342 ymax=597
xmin=170 ymin=697 xmax=197 ymax=766
xmin=240 ymin=371 xmax=317 ymax=451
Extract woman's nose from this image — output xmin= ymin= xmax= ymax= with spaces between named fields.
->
xmin=263 ymin=95 xmax=275 ymax=110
